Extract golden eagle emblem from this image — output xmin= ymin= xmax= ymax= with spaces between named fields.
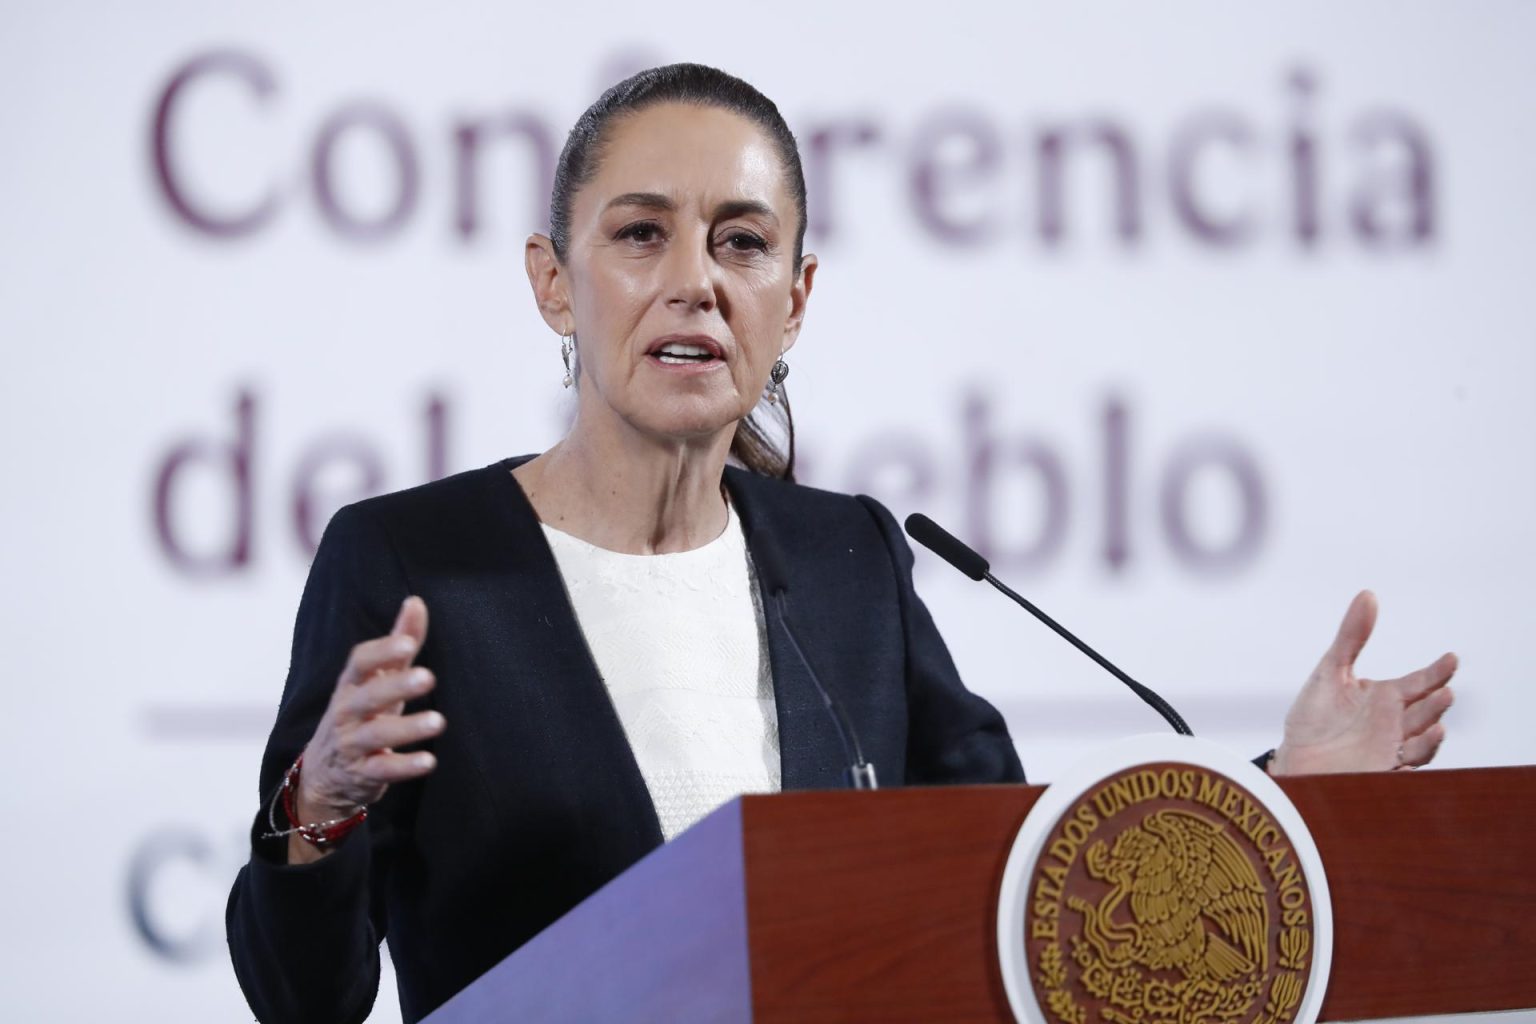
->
xmin=1070 ymin=809 xmax=1269 ymax=983
xmin=1019 ymin=763 xmax=1318 ymax=1024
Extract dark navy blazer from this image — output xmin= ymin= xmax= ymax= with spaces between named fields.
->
xmin=226 ymin=457 xmax=1025 ymax=1024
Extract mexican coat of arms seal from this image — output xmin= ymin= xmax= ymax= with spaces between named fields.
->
xmin=998 ymin=737 xmax=1333 ymax=1024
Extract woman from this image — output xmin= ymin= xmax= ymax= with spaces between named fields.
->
xmin=226 ymin=64 xmax=1457 ymax=1024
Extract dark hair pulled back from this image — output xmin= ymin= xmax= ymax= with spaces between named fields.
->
xmin=549 ymin=63 xmax=806 ymax=481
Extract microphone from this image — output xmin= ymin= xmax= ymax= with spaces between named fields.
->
xmin=903 ymin=513 xmax=1193 ymax=737
xmin=752 ymin=532 xmax=879 ymax=789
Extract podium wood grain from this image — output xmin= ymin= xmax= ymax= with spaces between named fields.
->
xmin=426 ymin=766 xmax=1535 ymax=1022
xmin=1284 ymin=766 xmax=1536 ymax=1020
xmin=742 ymin=768 xmax=1536 ymax=1022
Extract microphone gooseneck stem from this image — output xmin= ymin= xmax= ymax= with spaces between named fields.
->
xmin=773 ymin=592 xmax=879 ymax=790
xmin=981 ymin=572 xmax=1194 ymax=737
xmin=903 ymin=511 xmax=1193 ymax=738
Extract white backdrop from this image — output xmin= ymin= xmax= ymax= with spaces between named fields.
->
xmin=3 ymin=1 xmax=1533 ymax=1020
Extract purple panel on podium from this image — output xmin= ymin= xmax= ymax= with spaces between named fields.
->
xmin=424 ymin=799 xmax=753 ymax=1023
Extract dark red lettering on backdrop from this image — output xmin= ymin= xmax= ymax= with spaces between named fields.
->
xmin=148 ymin=388 xmax=1264 ymax=577
xmin=151 ymin=390 xmax=450 ymax=573
xmin=149 ymin=48 xmax=1443 ymax=575
xmin=149 ymin=50 xmax=1438 ymax=251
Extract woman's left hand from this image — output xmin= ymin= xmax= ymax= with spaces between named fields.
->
xmin=1270 ymin=590 xmax=1457 ymax=775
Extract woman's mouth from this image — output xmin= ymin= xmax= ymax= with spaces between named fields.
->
xmin=653 ymin=341 xmax=717 ymax=365
xmin=645 ymin=335 xmax=726 ymax=371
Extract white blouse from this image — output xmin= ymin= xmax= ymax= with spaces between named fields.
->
xmin=540 ymin=502 xmax=782 ymax=841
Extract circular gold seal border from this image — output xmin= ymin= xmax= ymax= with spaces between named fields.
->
xmin=997 ymin=736 xmax=1333 ymax=1024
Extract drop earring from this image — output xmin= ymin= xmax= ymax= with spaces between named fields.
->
xmin=560 ymin=333 xmax=575 ymax=388
xmin=765 ymin=358 xmax=789 ymax=404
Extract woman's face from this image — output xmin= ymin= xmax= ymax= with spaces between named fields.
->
xmin=529 ymin=103 xmax=815 ymax=446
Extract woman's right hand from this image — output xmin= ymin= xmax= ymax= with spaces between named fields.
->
xmin=289 ymin=596 xmax=446 ymax=863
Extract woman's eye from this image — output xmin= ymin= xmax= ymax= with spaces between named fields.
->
xmin=617 ymin=222 xmax=663 ymax=244
xmin=722 ymin=231 xmax=768 ymax=252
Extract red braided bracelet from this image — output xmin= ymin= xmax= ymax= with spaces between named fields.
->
xmin=267 ymin=752 xmax=368 ymax=849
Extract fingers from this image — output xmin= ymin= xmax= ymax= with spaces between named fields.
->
xmin=338 ymin=597 xmax=431 ymax=688
xmin=339 ymin=632 xmax=421 ymax=688
xmin=1322 ymin=590 xmax=1378 ymax=673
xmin=1401 ymin=683 xmax=1453 ymax=737
xmin=339 ymin=667 xmax=435 ymax=720
xmin=344 ymin=710 xmax=446 ymax=757
xmin=305 ymin=597 xmax=440 ymax=813
xmin=1394 ymin=652 xmax=1458 ymax=703
xmin=357 ymin=750 xmax=438 ymax=784
xmin=304 ymin=699 xmax=443 ymax=811
xmin=1397 ymin=721 xmax=1446 ymax=768
xmin=392 ymin=595 xmax=429 ymax=649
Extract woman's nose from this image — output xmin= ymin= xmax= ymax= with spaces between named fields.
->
xmin=663 ymin=237 xmax=716 ymax=312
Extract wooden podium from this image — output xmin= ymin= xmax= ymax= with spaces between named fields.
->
xmin=426 ymin=766 xmax=1536 ymax=1023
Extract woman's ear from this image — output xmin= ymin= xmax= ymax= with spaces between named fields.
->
xmin=525 ymin=234 xmax=573 ymax=333
xmin=780 ymin=253 xmax=818 ymax=355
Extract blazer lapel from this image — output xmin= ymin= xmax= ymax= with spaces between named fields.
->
xmin=474 ymin=458 xmax=845 ymax=825
xmin=481 ymin=460 xmax=666 ymax=847
xmin=726 ymin=467 xmax=850 ymax=792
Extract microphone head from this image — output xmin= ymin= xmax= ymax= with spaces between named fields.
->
xmin=903 ymin=513 xmax=990 ymax=581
